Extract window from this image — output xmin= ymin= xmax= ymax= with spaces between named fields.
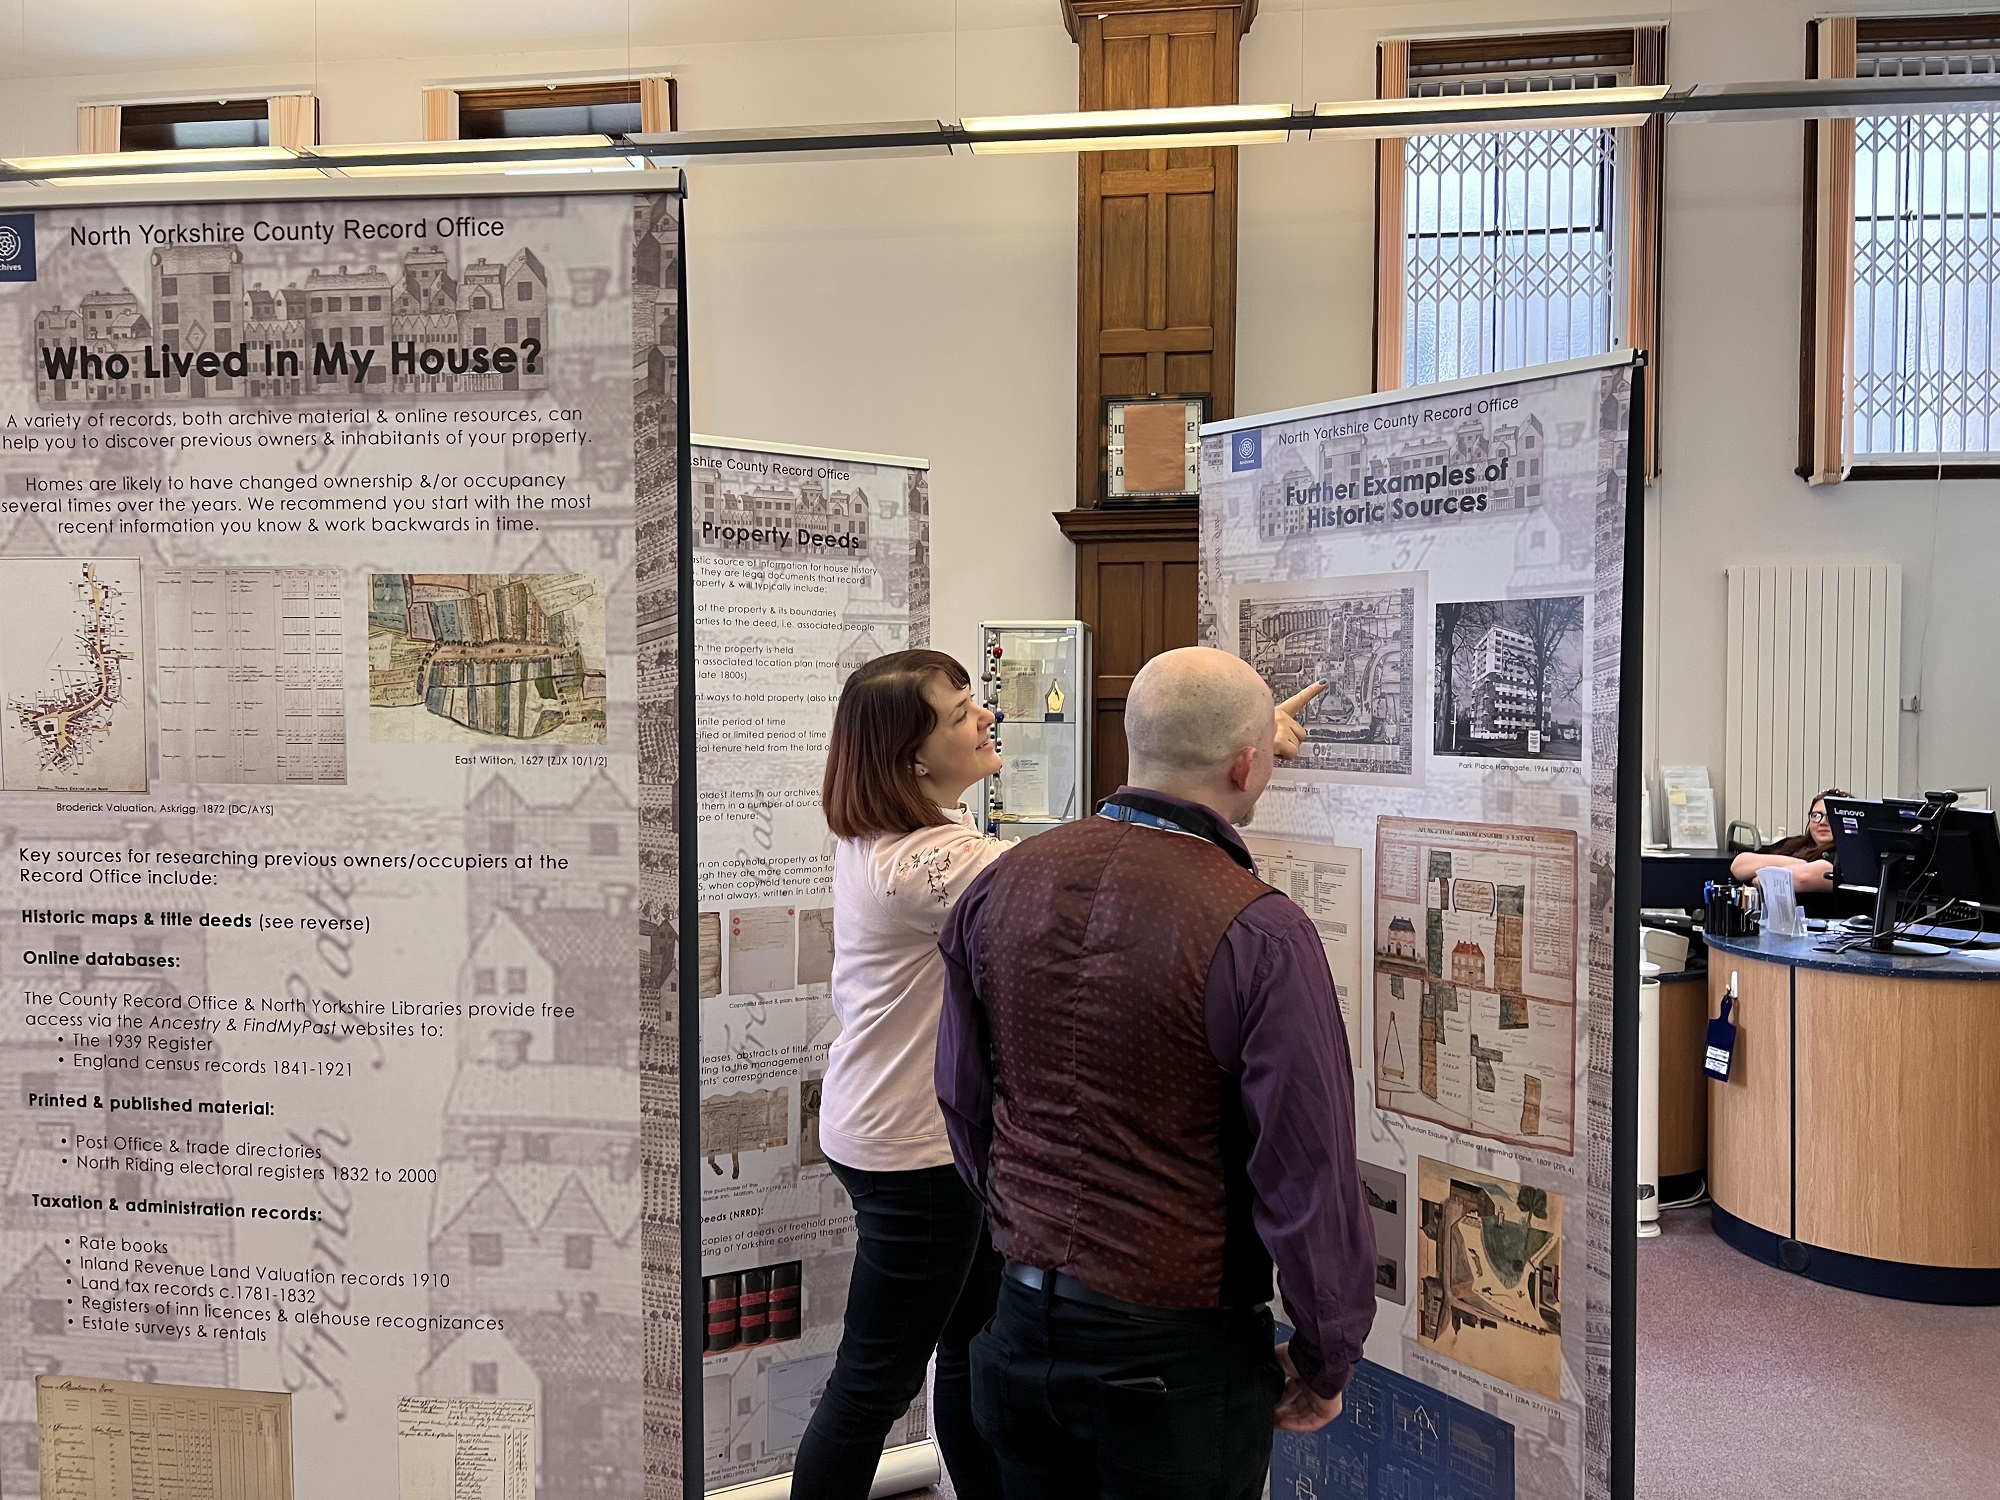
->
xmin=473 ymin=327 xmax=488 ymax=346
xmin=522 ymin=1132 xmax=552 ymax=1162
xmin=590 ymin=823 xmax=620 ymax=856
xmin=488 ymin=822 xmax=516 ymax=855
xmin=212 ymin=275 xmax=231 ymax=294
xmin=1807 ymin=14 xmax=2000 ymax=474
xmin=161 ymin=301 xmax=179 ymax=324
xmin=309 ymin=297 xmax=322 ymax=313
xmin=565 ymin=1234 xmax=595 ymax=1270
xmin=504 ymin=318 xmax=519 ymax=342
xmin=1380 ymin=31 xmax=1662 ymax=387
xmin=161 ymin=276 xmax=177 ymax=295
xmin=471 ymin=1362 xmax=500 ymax=1395
xmin=1376 ymin=30 xmax=1663 ymax=465
xmin=213 ymin=300 xmax=232 ymax=324
xmin=368 ymin=296 xmax=382 ymax=311
xmin=31 ymin=1299 xmax=65 ymax=1335
xmin=118 ymin=99 xmax=270 ymax=151
xmin=504 ymin=966 xmax=529 ymax=993
xmin=474 ymin=968 xmax=497 ymax=995
xmin=527 ymin=317 xmax=541 ymax=340
xmin=349 ymin=297 xmax=365 ymax=311
xmin=468 ymin=1233 xmax=504 ymax=1267
xmin=518 ymin=282 xmax=534 ymax=302
xmin=433 ymin=79 xmax=676 ymax=142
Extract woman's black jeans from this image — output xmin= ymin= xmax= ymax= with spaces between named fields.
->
xmin=790 ymin=1160 xmax=1003 ymax=1500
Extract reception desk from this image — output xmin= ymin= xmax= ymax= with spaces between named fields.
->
xmin=1705 ymin=930 xmax=2000 ymax=1303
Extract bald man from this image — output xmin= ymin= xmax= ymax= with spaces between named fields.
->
xmin=936 ymin=647 xmax=1375 ymax=1500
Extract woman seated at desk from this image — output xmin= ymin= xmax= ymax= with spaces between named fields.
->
xmin=1731 ymin=787 xmax=1846 ymax=899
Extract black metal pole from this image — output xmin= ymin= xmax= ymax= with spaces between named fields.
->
xmin=1611 ymin=354 xmax=1647 ymax=1500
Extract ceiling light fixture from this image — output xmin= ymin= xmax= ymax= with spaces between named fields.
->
xmin=959 ymin=103 xmax=1296 ymax=153
xmin=7 ymin=74 xmax=2000 ymax=194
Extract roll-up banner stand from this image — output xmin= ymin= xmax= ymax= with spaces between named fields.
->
xmin=1200 ymin=351 xmax=1642 ymax=1500
xmin=0 ymin=185 xmax=711 ymax=1500
xmin=687 ymin=436 xmax=937 ymax=1499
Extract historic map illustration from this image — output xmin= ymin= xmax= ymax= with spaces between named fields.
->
xmin=368 ymin=573 xmax=606 ymax=744
xmin=1234 ymin=572 xmax=1426 ymax=782
xmin=0 ymin=557 xmax=146 ymax=791
xmin=1375 ymin=817 xmax=1579 ymax=1154
xmin=1244 ymin=834 xmax=1363 ymax=1061
xmin=1417 ymin=1157 xmax=1564 ymax=1401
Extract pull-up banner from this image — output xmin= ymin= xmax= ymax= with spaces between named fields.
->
xmin=0 ymin=190 xmax=690 ymax=1500
xmin=688 ymin=437 xmax=934 ymax=1495
xmin=1201 ymin=352 xmax=1642 ymax=1500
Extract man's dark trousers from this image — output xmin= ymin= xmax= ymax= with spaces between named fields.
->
xmin=969 ymin=1274 xmax=1286 ymax=1500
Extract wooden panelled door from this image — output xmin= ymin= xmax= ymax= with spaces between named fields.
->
xmin=1056 ymin=508 xmax=1199 ymax=799
xmin=1061 ymin=0 xmax=1256 ymax=805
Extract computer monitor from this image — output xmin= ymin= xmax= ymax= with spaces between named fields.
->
xmin=1825 ymin=795 xmax=2000 ymax=954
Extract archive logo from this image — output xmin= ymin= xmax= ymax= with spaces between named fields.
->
xmin=0 ymin=215 xmax=34 ymax=281
xmin=1230 ymin=428 xmax=1260 ymax=472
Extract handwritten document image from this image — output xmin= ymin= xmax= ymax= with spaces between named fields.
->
xmin=397 ymin=1397 xmax=534 ymax=1500
xmin=38 ymin=1374 xmax=293 ymax=1500
xmin=152 ymin=566 xmax=347 ymax=785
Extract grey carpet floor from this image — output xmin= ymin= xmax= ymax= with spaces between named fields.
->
xmin=910 ymin=1205 xmax=2000 ymax=1498
xmin=1635 ymin=1205 xmax=2000 ymax=1498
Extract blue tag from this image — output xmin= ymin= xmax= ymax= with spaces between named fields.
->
xmin=1703 ymin=994 xmax=1738 ymax=1082
xmin=0 ymin=215 xmax=34 ymax=281
xmin=1230 ymin=428 xmax=1261 ymax=472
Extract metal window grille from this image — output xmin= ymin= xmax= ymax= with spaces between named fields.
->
xmin=1404 ymin=73 xmax=1624 ymax=386
xmin=1850 ymin=50 xmax=2000 ymax=457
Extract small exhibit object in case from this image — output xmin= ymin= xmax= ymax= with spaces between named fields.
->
xmin=1103 ymin=394 xmax=1208 ymax=504
xmin=977 ymin=620 xmax=1091 ymax=840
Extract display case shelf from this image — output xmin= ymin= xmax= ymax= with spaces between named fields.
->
xmin=975 ymin=620 xmax=1091 ymax=838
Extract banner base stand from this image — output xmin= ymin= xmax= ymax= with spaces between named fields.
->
xmin=706 ymin=1440 xmax=943 ymax=1500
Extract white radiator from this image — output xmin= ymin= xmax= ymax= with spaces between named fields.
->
xmin=1722 ymin=564 xmax=1901 ymax=843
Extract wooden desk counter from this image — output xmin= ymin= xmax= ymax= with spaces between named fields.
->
xmin=1705 ymin=930 xmax=2000 ymax=1303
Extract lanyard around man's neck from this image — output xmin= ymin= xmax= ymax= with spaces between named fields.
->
xmin=1098 ymin=793 xmax=1255 ymax=873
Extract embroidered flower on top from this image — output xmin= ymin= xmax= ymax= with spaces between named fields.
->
xmin=890 ymin=846 xmax=958 ymax=906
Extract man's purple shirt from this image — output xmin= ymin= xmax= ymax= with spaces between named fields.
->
xmin=935 ymin=786 xmax=1377 ymax=1399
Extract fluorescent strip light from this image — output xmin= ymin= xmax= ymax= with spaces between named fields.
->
xmin=1313 ymin=86 xmax=1670 ymax=138
xmin=313 ymin=134 xmax=614 ymax=159
xmin=326 ymin=158 xmax=648 ymax=178
xmin=628 ymin=121 xmax=953 ymax=165
xmin=960 ymin=103 xmax=1294 ymax=154
xmin=4 ymin=145 xmax=299 ymax=177
xmin=1665 ymin=74 xmax=2000 ymax=123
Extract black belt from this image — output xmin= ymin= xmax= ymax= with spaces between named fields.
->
xmin=1002 ymin=1261 xmax=1240 ymax=1324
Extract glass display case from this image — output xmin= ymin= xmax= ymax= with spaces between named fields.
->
xmin=975 ymin=620 xmax=1091 ymax=839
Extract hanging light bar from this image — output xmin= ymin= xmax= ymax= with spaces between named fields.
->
xmin=1312 ymin=85 xmax=1669 ymax=138
xmin=629 ymin=121 xmax=955 ymax=166
xmin=308 ymin=134 xmax=640 ymax=175
xmin=959 ymin=103 xmax=1296 ymax=153
xmin=8 ymin=73 xmax=2000 ymax=191
xmin=4 ymin=145 xmax=302 ymax=182
xmin=1667 ymin=72 xmax=2000 ymax=123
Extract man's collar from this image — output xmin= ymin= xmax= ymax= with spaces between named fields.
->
xmin=1102 ymin=786 xmax=1255 ymax=872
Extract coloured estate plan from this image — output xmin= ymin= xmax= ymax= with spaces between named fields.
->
xmin=368 ymin=572 xmax=607 ymax=744
xmin=1374 ymin=816 xmax=1579 ymax=1154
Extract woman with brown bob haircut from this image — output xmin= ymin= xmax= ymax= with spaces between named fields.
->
xmin=793 ymin=649 xmax=1006 ymax=1499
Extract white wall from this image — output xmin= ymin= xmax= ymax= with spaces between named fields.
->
xmin=1236 ymin=0 xmax=2000 ymax=819
xmin=2 ymin=0 xmax=1995 ymax=812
